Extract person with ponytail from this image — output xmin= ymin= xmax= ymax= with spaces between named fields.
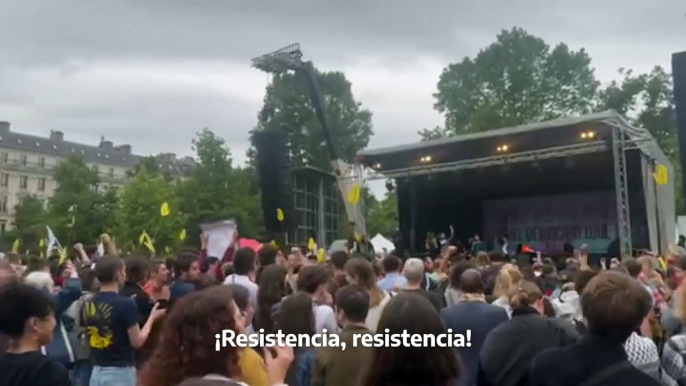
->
xmin=478 ymin=281 xmax=579 ymax=386
xmin=490 ymin=264 xmax=522 ymax=318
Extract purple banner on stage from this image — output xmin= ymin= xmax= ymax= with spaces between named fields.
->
xmin=482 ymin=191 xmax=618 ymax=255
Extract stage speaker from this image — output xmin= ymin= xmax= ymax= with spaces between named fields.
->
xmin=253 ymin=128 xmax=294 ymax=234
xmin=673 ymin=51 xmax=686 ymax=203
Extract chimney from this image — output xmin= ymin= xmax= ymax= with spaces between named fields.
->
xmin=99 ymin=137 xmax=113 ymax=149
xmin=50 ymin=130 xmax=64 ymax=142
xmin=159 ymin=153 xmax=176 ymax=162
xmin=0 ymin=122 xmax=9 ymax=134
xmin=114 ymin=144 xmax=132 ymax=155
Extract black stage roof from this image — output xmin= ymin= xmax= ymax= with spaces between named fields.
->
xmin=357 ymin=110 xmax=665 ymax=176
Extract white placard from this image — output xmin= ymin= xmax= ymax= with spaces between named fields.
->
xmin=200 ymin=219 xmax=237 ymax=258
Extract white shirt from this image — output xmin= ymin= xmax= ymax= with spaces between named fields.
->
xmin=223 ymin=274 xmax=258 ymax=311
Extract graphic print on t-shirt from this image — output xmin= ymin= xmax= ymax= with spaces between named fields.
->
xmin=83 ymin=301 xmax=114 ymax=349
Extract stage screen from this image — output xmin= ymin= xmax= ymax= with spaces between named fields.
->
xmin=482 ymin=191 xmax=618 ymax=255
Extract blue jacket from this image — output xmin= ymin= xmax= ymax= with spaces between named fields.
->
xmin=286 ymin=348 xmax=315 ymax=386
xmin=170 ymin=280 xmax=195 ymax=302
xmin=441 ymin=301 xmax=508 ymax=386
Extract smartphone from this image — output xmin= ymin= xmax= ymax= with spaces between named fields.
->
xmin=156 ymin=300 xmax=170 ymax=310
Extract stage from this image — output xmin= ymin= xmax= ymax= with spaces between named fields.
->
xmin=357 ymin=111 xmax=675 ymax=257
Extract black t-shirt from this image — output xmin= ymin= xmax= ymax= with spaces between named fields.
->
xmin=403 ymin=289 xmax=442 ymax=312
xmin=0 ymin=351 xmax=71 ymax=386
xmin=119 ymin=282 xmax=154 ymax=325
xmin=82 ymin=291 xmax=141 ymax=367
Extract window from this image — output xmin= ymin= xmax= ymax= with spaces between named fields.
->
xmin=0 ymin=174 xmax=7 ymax=187
xmin=109 ymin=168 xmax=114 ymax=178
xmin=16 ymin=139 xmax=21 ymax=144
xmin=1 ymin=152 xmax=8 ymax=164
xmin=19 ymin=155 xmax=27 ymax=166
xmin=19 ymin=176 xmax=27 ymax=189
xmin=0 ymin=221 xmax=6 ymax=234
xmin=35 ymin=141 xmax=40 ymax=147
xmin=0 ymin=197 xmax=8 ymax=213
xmin=38 ymin=157 xmax=45 ymax=168
xmin=38 ymin=178 xmax=46 ymax=191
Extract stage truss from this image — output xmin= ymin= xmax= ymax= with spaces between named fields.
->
xmin=363 ymin=119 xmax=656 ymax=259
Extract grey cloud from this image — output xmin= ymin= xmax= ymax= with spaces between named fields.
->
xmin=3 ymin=0 xmax=682 ymax=67
xmin=0 ymin=0 xmax=683 ymax=173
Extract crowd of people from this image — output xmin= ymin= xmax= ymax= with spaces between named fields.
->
xmin=0 ymin=232 xmax=686 ymax=386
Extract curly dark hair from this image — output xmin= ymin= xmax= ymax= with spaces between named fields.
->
xmin=138 ymin=286 xmax=241 ymax=386
xmin=254 ymin=264 xmax=287 ymax=334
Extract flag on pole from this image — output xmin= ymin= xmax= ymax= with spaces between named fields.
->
xmin=67 ymin=205 xmax=76 ymax=228
xmin=179 ymin=229 xmax=187 ymax=241
xmin=46 ymin=226 xmax=62 ymax=252
xmin=160 ymin=202 xmax=171 ymax=217
xmin=59 ymin=248 xmax=68 ymax=265
xmin=307 ymin=237 xmax=316 ymax=252
xmin=139 ymin=230 xmax=155 ymax=253
xmin=11 ymin=239 xmax=19 ymax=253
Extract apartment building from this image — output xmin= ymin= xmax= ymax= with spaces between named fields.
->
xmin=0 ymin=121 xmax=194 ymax=231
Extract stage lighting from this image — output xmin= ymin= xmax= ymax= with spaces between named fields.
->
xmin=580 ymin=131 xmax=595 ymax=139
xmin=374 ymin=163 xmax=381 ymax=169
xmin=581 ymin=133 xmax=587 ymax=139
xmin=497 ymin=145 xmax=509 ymax=152
xmin=420 ymin=156 xmax=432 ymax=163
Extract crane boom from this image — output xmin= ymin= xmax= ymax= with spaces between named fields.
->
xmin=252 ymin=44 xmax=368 ymax=241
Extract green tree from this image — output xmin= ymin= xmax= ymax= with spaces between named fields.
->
xmin=253 ymin=70 xmax=374 ymax=170
xmin=115 ymin=167 xmax=185 ymax=254
xmin=367 ymin=190 xmax=398 ymax=237
xmin=13 ymin=195 xmax=46 ymax=252
xmin=126 ymin=155 xmax=174 ymax=181
xmin=178 ymin=129 xmax=263 ymax=242
xmin=596 ymin=66 xmax=681 ymax=213
xmin=431 ymin=27 xmax=598 ymax=138
xmin=47 ymin=156 xmax=115 ymax=244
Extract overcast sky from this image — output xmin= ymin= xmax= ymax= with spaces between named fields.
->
xmin=0 ymin=1 xmax=684 ymax=196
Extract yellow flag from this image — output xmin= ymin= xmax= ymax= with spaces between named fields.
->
xmin=179 ymin=229 xmax=187 ymax=241
xmin=653 ymin=164 xmax=668 ymax=185
xmin=67 ymin=205 xmax=76 ymax=228
xmin=165 ymin=246 xmax=172 ymax=255
xmin=354 ymin=232 xmax=363 ymax=243
xmin=11 ymin=239 xmax=19 ymax=253
xmin=39 ymin=238 xmax=45 ymax=248
xmin=307 ymin=238 xmax=315 ymax=251
xmin=160 ymin=202 xmax=171 ymax=217
xmin=276 ymin=208 xmax=284 ymax=222
xmin=317 ymin=248 xmax=326 ymax=263
xmin=59 ymin=248 xmax=68 ymax=265
xmin=347 ymin=184 xmax=361 ymax=205
xmin=139 ymin=230 xmax=155 ymax=253
xmin=270 ymin=240 xmax=278 ymax=248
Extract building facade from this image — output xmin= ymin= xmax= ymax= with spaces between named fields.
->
xmin=0 ymin=121 xmax=193 ymax=232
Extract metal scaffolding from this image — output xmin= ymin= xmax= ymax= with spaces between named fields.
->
xmin=365 ymin=139 xmax=649 ymax=181
xmin=610 ymin=120 xmax=633 ymax=259
xmin=364 ymin=133 xmax=656 ymax=258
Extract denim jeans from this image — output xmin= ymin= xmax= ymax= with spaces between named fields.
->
xmin=74 ymin=360 xmax=93 ymax=386
xmin=89 ymin=366 xmax=136 ymax=386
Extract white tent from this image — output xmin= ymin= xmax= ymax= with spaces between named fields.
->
xmin=371 ymin=233 xmax=395 ymax=252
